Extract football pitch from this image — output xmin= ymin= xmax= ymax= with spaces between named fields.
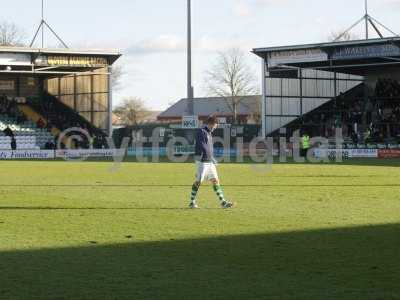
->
xmin=1 ymin=160 xmax=400 ymax=299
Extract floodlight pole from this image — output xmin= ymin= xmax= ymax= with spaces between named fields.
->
xmin=41 ymin=0 xmax=44 ymax=47
xmin=365 ymin=0 xmax=369 ymax=39
xmin=187 ymin=0 xmax=194 ymax=115
xmin=334 ymin=0 xmax=399 ymax=42
xmin=30 ymin=0 xmax=69 ymax=48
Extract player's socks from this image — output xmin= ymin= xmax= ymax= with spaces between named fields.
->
xmin=213 ymin=184 xmax=226 ymax=203
xmin=190 ymin=183 xmax=199 ymax=203
xmin=189 ymin=202 xmax=199 ymax=209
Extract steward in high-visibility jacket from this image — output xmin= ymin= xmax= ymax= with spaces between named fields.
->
xmin=301 ymin=134 xmax=311 ymax=157
xmin=302 ymin=135 xmax=310 ymax=149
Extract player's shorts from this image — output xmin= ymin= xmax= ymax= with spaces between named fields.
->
xmin=195 ymin=161 xmax=219 ymax=183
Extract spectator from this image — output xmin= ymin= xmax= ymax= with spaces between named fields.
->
xmin=3 ymin=126 xmax=16 ymax=150
xmin=37 ymin=118 xmax=45 ymax=129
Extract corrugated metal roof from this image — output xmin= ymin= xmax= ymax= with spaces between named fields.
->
xmin=158 ymin=96 xmax=261 ymax=118
xmin=0 ymin=46 xmax=121 ymax=57
xmin=252 ymin=36 xmax=400 ymax=56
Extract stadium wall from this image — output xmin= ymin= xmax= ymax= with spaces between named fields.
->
xmin=0 ymin=75 xmax=40 ymax=98
xmin=263 ymin=68 xmax=363 ymax=135
xmin=45 ymin=67 xmax=109 ymax=131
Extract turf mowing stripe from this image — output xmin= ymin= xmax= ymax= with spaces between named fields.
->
xmin=0 ymin=184 xmax=399 ymax=187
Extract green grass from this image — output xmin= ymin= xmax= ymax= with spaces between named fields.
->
xmin=0 ymin=160 xmax=400 ymax=299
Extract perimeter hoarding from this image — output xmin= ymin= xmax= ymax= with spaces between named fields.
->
xmin=314 ymin=149 xmax=378 ymax=159
xmin=378 ymin=149 xmax=400 ymax=159
xmin=0 ymin=149 xmax=119 ymax=160
xmin=0 ymin=150 xmax=54 ymax=159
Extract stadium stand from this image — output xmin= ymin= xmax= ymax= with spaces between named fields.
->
xmin=280 ymin=78 xmax=400 ymax=145
xmin=19 ymin=93 xmax=108 ymax=149
xmin=254 ymin=37 xmax=400 ymax=146
xmin=0 ymin=47 xmax=121 ymax=150
xmin=0 ymin=96 xmax=54 ymax=150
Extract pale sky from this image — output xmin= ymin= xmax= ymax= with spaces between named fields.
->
xmin=3 ymin=0 xmax=400 ymax=110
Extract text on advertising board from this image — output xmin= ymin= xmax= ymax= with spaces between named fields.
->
xmin=36 ymin=55 xmax=108 ymax=66
xmin=0 ymin=80 xmax=15 ymax=91
xmin=332 ymin=44 xmax=400 ymax=60
xmin=268 ymin=49 xmax=328 ymax=67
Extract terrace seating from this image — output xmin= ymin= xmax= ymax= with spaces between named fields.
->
xmin=0 ymin=115 xmax=54 ymax=150
xmin=26 ymin=92 xmax=108 ymax=149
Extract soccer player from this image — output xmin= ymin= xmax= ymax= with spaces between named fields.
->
xmin=189 ymin=116 xmax=234 ymax=209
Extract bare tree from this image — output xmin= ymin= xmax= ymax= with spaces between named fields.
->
xmin=250 ymin=96 xmax=262 ymax=124
xmin=0 ymin=21 xmax=26 ymax=46
xmin=328 ymin=30 xmax=359 ymax=42
xmin=204 ymin=48 xmax=259 ymax=124
xmin=111 ymin=64 xmax=124 ymax=91
xmin=113 ymin=97 xmax=151 ymax=126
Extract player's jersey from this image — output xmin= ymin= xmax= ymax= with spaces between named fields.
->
xmin=194 ymin=126 xmax=214 ymax=162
